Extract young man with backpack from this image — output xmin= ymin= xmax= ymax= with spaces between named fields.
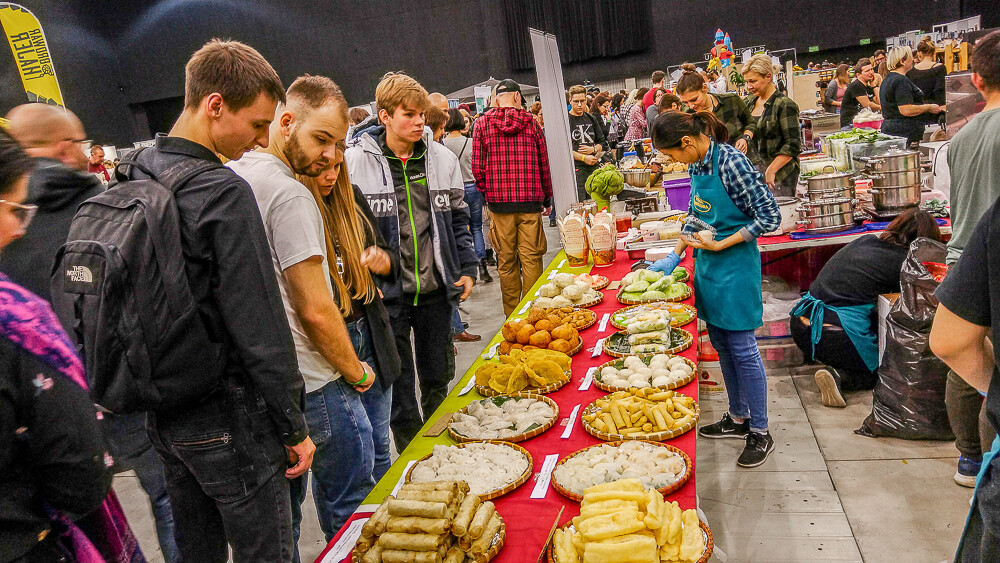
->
xmin=345 ymin=72 xmax=478 ymax=452
xmin=228 ymin=75 xmax=378 ymax=554
xmin=568 ymin=84 xmax=606 ymax=202
xmin=51 ymin=40 xmax=314 ymax=563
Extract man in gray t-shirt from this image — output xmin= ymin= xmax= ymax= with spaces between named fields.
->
xmin=230 ymin=75 xmax=382 ymax=546
xmin=942 ymin=30 xmax=1000 ymax=488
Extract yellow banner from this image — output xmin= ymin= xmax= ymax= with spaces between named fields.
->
xmin=0 ymin=3 xmax=63 ymax=107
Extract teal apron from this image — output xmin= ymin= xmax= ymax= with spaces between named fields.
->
xmin=691 ymin=143 xmax=763 ymax=332
xmin=789 ymin=293 xmax=879 ymax=372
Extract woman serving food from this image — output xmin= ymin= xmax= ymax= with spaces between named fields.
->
xmin=647 ymin=110 xmax=781 ymax=468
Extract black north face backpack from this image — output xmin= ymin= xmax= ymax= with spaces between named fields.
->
xmin=51 ymin=150 xmax=227 ymax=413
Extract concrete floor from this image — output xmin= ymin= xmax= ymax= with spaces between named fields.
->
xmin=113 ymin=223 xmax=973 ymax=563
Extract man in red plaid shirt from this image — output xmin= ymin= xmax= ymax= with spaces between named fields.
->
xmin=472 ymin=79 xmax=554 ymax=315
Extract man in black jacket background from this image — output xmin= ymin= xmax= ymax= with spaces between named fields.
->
xmin=2 ymin=103 xmax=183 ymax=562
xmin=0 ymin=103 xmax=102 ymax=302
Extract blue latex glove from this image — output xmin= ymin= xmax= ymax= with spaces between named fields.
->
xmin=648 ymin=252 xmax=681 ymax=274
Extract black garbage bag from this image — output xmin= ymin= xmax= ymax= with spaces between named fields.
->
xmin=857 ymin=237 xmax=954 ymax=440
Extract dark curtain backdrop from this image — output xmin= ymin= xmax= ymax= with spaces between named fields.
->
xmin=501 ymin=0 xmax=652 ymax=70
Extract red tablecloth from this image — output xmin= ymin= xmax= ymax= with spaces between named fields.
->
xmin=317 ymin=250 xmax=698 ymax=563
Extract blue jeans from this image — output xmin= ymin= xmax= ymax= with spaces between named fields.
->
xmin=464 ymin=182 xmax=486 ymax=260
xmin=348 ymin=317 xmax=393 ymax=482
xmin=105 ymin=413 xmax=180 ymax=563
xmin=452 ymin=309 xmax=465 ymax=333
xmin=148 ymin=384 xmax=294 ymax=563
xmin=707 ymin=323 xmax=769 ymax=433
xmin=290 ymin=377 xmax=375 ymax=554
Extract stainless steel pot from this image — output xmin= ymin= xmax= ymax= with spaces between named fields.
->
xmin=805 ymin=171 xmax=854 ymax=192
xmin=806 ymin=184 xmax=856 ymax=202
xmin=868 ymin=168 xmax=921 ymax=188
xmin=796 ymin=197 xmax=856 ymax=233
xmin=764 ymin=197 xmax=800 ymax=235
xmin=856 ymin=148 xmax=921 ymax=173
xmin=871 ymin=184 xmax=921 ymax=211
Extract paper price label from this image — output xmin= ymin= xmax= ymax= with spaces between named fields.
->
xmin=321 ymin=517 xmax=369 ymax=563
xmin=561 ymin=404 xmax=581 ymax=439
xmin=518 ymin=301 xmax=532 ymax=315
xmin=579 ymin=367 xmax=596 ymax=391
xmin=591 ymin=338 xmax=605 ymax=358
xmin=557 ymin=259 xmax=566 ymax=269
xmin=459 ymin=376 xmax=476 ymax=395
xmin=530 ymin=454 xmax=560 ymax=499
xmin=547 ymin=269 xmax=558 ymax=280
xmin=598 ymin=313 xmax=610 ymax=332
xmin=481 ymin=342 xmax=500 ymax=360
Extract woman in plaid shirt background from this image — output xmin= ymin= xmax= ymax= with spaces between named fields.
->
xmin=742 ymin=54 xmax=802 ymax=198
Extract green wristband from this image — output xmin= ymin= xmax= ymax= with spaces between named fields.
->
xmin=352 ymin=370 xmax=368 ymax=385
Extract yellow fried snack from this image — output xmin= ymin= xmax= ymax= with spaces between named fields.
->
xmin=577 ymin=510 xmax=645 ymax=541
xmin=582 ymin=479 xmax=644 ymax=496
xmin=532 ymin=359 xmax=567 ymax=385
xmin=474 ymin=363 xmax=497 ymax=386
xmin=678 ymin=509 xmax=703 ymax=561
xmin=505 ymin=366 xmax=528 ymax=393
xmin=553 ymin=528 xmax=581 ymax=563
xmin=525 ymin=365 xmax=547 ymax=387
xmin=582 ymin=534 xmax=657 ymax=563
xmin=643 ymin=490 xmax=663 ymax=530
xmin=588 ymin=389 xmax=697 ymax=438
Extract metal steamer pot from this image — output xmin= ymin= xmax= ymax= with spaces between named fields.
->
xmin=796 ymin=197 xmax=856 ymax=234
xmin=804 ymin=171 xmax=856 ymax=202
xmin=867 ymin=168 xmax=921 ymax=188
xmin=871 ymin=184 xmax=921 ymax=211
xmin=855 ymin=148 xmax=921 ymax=173
xmin=765 ymin=197 xmax=801 ymax=235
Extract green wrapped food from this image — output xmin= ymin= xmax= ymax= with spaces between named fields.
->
xmin=671 ymin=267 xmax=689 ymax=282
xmin=623 ymin=280 xmax=650 ymax=293
xmin=647 ymin=276 xmax=673 ymax=293
xmin=664 ymin=283 xmax=688 ymax=299
xmin=640 ymin=290 xmax=668 ymax=301
xmin=639 ymin=269 xmax=664 ymax=283
xmin=621 ymin=291 xmax=645 ymax=301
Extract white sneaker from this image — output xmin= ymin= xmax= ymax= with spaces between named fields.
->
xmin=815 ymin=369 xmax=846 ymax=408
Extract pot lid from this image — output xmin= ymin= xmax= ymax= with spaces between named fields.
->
xmin=874 ymin=148 xmax=920 ymax=158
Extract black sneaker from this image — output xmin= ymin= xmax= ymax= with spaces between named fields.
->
xmin=698 ymin=413 xmax=750 ymax=440
xmin=485 ymin=249 xmax=497 ymax=267
xmin=737 ymin=431 xmax=775 ymax=468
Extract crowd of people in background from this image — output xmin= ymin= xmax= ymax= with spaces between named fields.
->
xmin=4 ymin=28 xmax=1000 ymax=563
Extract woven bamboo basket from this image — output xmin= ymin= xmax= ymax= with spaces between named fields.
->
xmin=405 ymin=441 xmax=533 ymax=501
xmin=581 ymin=393 xmax=700 ymax=442
xmin=550 ymin=440 xmax=692 ymax=501
xmin=447 ymin=393 xmax=559 ymax=444
xmin=592 ymin=356 xmax=698 ymax=393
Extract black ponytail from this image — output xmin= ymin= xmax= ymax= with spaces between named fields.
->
xmin=650 ymin=110 xmax=729 ymax=150
xmin=0 ymin=129 xmax=32 ymax=196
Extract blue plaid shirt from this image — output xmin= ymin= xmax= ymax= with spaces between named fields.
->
xmin=685 ymin=141 xmax=781 ymax=241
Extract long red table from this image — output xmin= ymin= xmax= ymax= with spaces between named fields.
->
xmin=315 ymin=249 xmax=699 ymax=563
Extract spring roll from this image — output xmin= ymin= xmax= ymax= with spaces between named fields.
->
xmin=363 ymin=502 xmax=390 ymax=538
xmin=377 ymin=532 xmax=445 ymax=552
xmin=361 ymin=542 xmax=384 ymax=563
xmin=451 ymin=494 xmax=481 ymax=537
xmin=381 ymin=550 xmax=442 ymax=563
xmin=467 ymin=501 xmax=495 ymax=539
xmin=387 ymin=499 xmax=447 ymax=519
xmin=443 ymin=546 xmax=465 ymax=563
xmin=397 ymin=489 xmax=456 ymax=504
xmin=468 ymin=513 xmax=502 ymax=556
xmin=402 ymin=481 xmax=468 ymax=494
xmin=355 ymin=534 xmax=373 ymax=554
xmin=385 ymin=516 xmax=451 ymax=535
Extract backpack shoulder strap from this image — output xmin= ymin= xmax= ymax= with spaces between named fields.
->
xmin=114 ymin=147 xmax=223 ymax=192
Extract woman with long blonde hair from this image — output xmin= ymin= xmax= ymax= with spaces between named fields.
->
xmin=299 ymin=150 xmax=401 ymax=483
